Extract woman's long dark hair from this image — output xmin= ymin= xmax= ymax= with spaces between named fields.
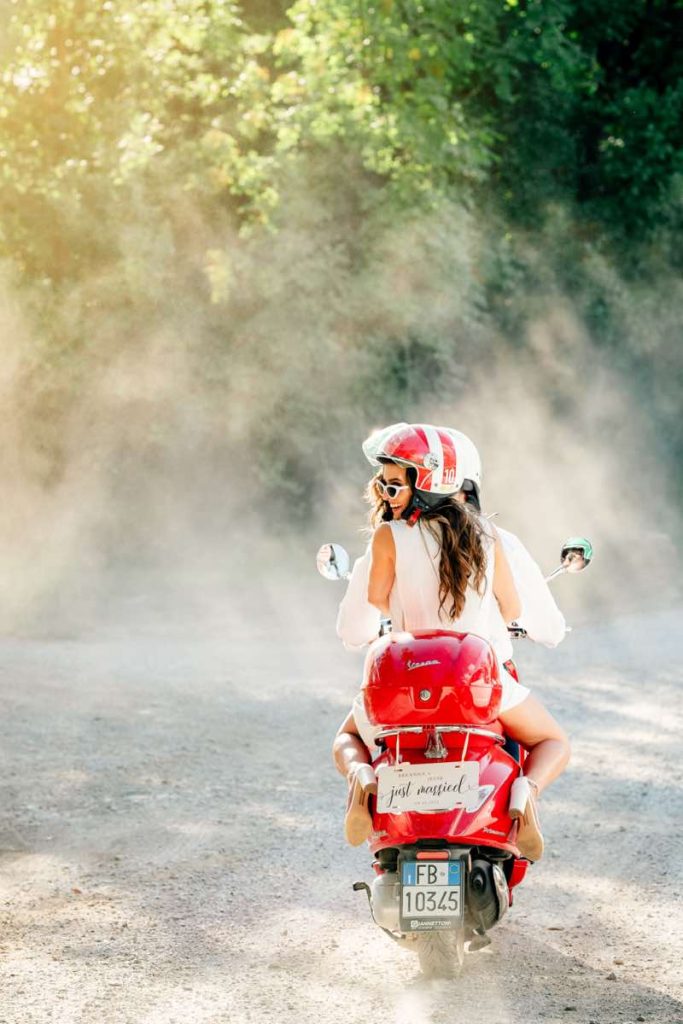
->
xmin=366 ymin=464 xmax=487 ymax=619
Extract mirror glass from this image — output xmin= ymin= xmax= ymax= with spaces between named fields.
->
xmin=316 ymin=543 xmax=351 ymax=581
xmin=560 ymin=537 xmax=593 ymax=573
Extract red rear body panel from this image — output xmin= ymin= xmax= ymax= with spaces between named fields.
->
xmin=361 ymin=629 xmax=527 ymax=882
xmin=369 ymin=742 xmax=519 ymax=857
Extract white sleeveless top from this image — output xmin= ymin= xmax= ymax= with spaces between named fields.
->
xmin=387 ymin=518 xmax=496 ymax=637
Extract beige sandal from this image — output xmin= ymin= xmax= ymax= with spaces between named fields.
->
xmin=509 ymin=777 xmax=544 ymax=862
xmin=344 ymin=764 xmax=377 ymax=846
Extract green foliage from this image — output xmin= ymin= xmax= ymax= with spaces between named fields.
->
xmin=268 ymin=0 xmax=682 ymax=233
xmin=567 ymin=0 xmax=683 ymax=231
xmin=0 ymin=0 xmax=681 ymax=521
xmin=1 ymin=0 xmax=681 ymax=282
xmin=271 ymin=0 xmax=501 ymax=199
xmin=0 ymin=0 xmax=275 ymax=281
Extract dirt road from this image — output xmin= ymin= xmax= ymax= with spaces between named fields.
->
xmin=0 ymin=573 xmax=681 ymax=1024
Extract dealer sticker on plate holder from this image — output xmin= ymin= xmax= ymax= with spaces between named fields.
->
xmin=398 ymin=856 xmax=465 ymax=932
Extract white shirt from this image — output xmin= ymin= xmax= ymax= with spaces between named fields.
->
xmin=336 ymin=519 xmax=565 ymax=654
xmin=336 ymin=516 xmax=501 ymax=654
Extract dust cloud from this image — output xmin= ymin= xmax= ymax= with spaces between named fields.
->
xmin=0 ymin=187 xmax=681 ymax=1024
xmin=427 ymin=305 xmax=682 ymax=622
xmin=0 ymin=190 xmax=680 ymax=639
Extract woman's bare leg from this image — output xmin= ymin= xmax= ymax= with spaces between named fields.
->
xmin=333 ymin=710 xmax=376 ymax=846
xmin=332 ymin=710 xmax=372 ymax=777
xmin=498 ymin=695 xmax=569 ymax=860
xmin=499 ymin=695 xmax=570 ymax=795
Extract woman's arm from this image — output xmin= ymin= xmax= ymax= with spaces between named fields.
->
xmin=492 ymin=529 xmax=522 ymax=624
xmin=367 ymin=523 xmax=396 ymax=616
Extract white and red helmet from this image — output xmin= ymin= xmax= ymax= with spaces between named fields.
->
xmin=362 ymin=423 xmax=465 ymax=507
xmin=438 ymin=426 xmax=482 ymax=506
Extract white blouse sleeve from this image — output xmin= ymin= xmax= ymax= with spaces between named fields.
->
xmin=335 ymin=548 xmax=381 ymax=650
xmin=498 ymin=527 xmax=566 ymax=647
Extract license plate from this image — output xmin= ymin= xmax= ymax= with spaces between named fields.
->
xmin=399 ymin=860 xmax=463 ymax=931
xmin=376 ymin=761 xmax=479 ymax=814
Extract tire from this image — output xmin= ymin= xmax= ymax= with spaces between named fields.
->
xmin=416 ymin=928 xmax=465 ymax=979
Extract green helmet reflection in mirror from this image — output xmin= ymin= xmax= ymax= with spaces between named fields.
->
xmin=560 ymin=538 xmax=594 ymax=567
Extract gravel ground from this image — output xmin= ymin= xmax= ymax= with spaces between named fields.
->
xmin=0 ymin=574 xmax=681 ymax=1024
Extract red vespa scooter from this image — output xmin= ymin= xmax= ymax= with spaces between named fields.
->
xmin=317 ymin=538 xmax=592 ymax=978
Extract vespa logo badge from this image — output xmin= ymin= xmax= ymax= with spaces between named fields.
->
xmin=407 ymin=659 xmax=440 ymax=671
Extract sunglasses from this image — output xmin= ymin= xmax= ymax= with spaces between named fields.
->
xmin=377 ymin=480 xmax=411 ymax=499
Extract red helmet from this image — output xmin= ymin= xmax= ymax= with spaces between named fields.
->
xmin=362 ymin=423 xmax=464 ymax=506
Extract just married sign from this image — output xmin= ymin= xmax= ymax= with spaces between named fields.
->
xmin=376 ymin=761 xmax=480 ymax=814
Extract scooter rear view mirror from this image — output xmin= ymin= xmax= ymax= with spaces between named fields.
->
xmin=316 ymin=542 xmax=351 ymax=581
xmin=545 ymin=537 xmax=593 ymax=582
xmin=560 ymin=537 xmax=593 ymax=573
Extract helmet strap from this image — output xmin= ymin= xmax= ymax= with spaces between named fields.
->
xmin=402 ymin=490 xmax=454 ymax=525
xmin=402 ymin=490 xmax=432 ymax=526
xmin=405 ymin=507 xmax=422 ymax=527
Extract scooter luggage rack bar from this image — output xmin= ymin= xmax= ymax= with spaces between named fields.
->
xmin=374 ymin=725 xmax=505 ymax=744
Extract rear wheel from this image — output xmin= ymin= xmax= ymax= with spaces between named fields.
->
xmin=416 ymin=928 xmax=465 ymax=979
